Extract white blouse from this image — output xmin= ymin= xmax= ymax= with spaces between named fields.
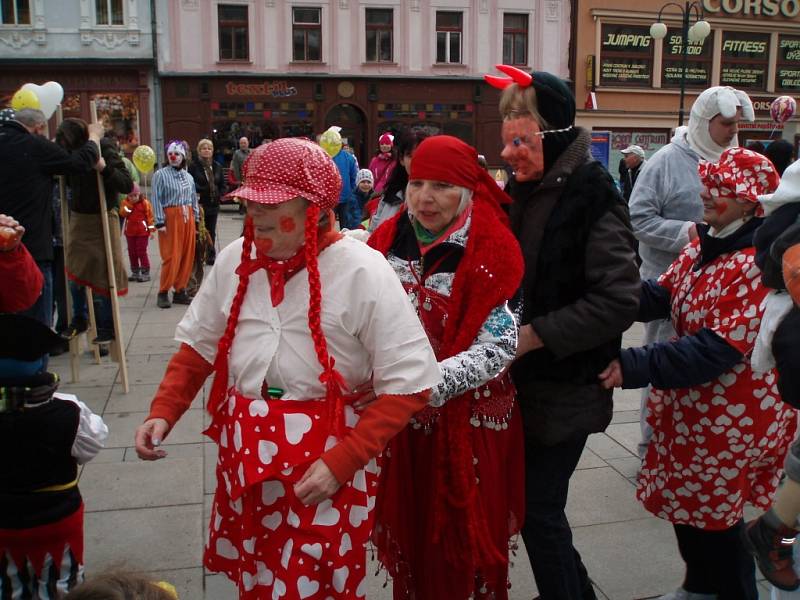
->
xmin=176 ymin=235 xmax=442 ymax=401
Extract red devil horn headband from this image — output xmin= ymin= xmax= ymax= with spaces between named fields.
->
xmin=483 ymin=64 xmax=533 ymax=90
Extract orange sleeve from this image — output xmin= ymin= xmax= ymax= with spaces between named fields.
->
xmin=144 ymin=199 xmax=155 ymax=228
xmin=321 ymin=390 xmax=431 ymax=484
xmin=147 ymin=343 xmax=215 ymax=428
xmin=119 ymin=199 xmax=133 ymax=217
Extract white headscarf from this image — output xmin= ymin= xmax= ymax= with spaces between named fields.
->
xmin=687 ymin=86 xmax=754 ymax=162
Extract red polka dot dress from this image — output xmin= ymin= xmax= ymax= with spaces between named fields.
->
xmin=637 ymin=239 xmax=797 ymax=530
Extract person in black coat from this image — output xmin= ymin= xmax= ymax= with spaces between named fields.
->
xmin=188 ymin=138 xmax=226 ymax=265
xmin=0 ymin=108 xmax=102 ymax=328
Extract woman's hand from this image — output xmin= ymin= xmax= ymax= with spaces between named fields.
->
xmin=0 ymin=214 xmax=25 ymax=251
xmin=598 ymin=359 xmax=624 ymax=389
xmin=134 ymin=418 xmax=170 ymax=460
xmin=515 ymin=323 xmax=544 ymax=358
xmin=294 ymin=459 xmax=341 ymax=506
xmin=352 ymin=382 xmax=376 ymax=410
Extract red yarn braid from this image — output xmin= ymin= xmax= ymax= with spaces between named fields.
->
xmin=304 ymin=204 xmax=348 ymax=437
xmin=207 ymin=217 xmax=255 ymax=416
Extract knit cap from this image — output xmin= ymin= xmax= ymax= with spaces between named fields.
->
xmin=356 ymin=169 xmax=374 ymax=185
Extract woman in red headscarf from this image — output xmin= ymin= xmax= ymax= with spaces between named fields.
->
xmin=600 ymin=147 xmax=797 ymax=599
xmin=133 ymin=138 xmax=442 ymax=599
xmin=368 ymin=135 xmax=525 ymax=599
xmin=368 ymin=132 xmax=396 ymax=195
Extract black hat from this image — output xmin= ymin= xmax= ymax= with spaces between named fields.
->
xmin=531 ymin=71 xmax=576 ymax=130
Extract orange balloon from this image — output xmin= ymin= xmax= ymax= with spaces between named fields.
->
xmin=784 ymin=243 xmax=800 ymax=305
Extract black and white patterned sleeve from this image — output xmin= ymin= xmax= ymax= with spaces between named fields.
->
xmin=429 ymin=302 xmax=518 ymax=407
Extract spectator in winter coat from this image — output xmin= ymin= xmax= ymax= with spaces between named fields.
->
xmin=619 ymin=144 xmax=645 ymax=203
xmin=120 ymin=183 xmax=156 ymax=282
xmin=0 ymin=108 xmax=102 ymax=329
xmin=342 ymin=169 xmax=379 ymax=230
xmin=230 ymin=136 xmax=250 ymax=184
xmin=368 ymin=132 xmax=396 ymax=195
xmin=766 ymin=139 xmax=795 ymax=177
xmin=189 ymin=138 xmax=226 ymax=265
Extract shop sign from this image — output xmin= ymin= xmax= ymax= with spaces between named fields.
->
xmin=590 ymin=131 xmax=611 ymax=170
xmin=662 ymin=29 xmax=712 ymax=87
xmin=609 ymin=131 xmax=669 ymax=179
xmin=777 ymin=36 xmax=800 ymax=90
xmin=600 ymin=24 xmax=654 ymax=87
xmin=720 ymin=32 xmax=769 ymax=89
xmin=225 ymin=81 xmax=298 ymax=98
xmin=702 ymin=0 xmax=800 ymax=18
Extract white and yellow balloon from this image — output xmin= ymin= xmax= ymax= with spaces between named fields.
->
xmin=10 ymin=81 xmax=64 ymax=119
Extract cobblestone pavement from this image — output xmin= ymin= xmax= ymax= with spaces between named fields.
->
xmin=51 ymin=208 xmax=772 ymax=599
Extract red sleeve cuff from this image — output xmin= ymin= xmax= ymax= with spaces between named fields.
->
xmin=321 ymin=390 xmax=431 ymax=484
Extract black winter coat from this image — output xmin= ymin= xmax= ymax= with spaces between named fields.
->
xmin=189 ymin=160 xmax=227 ymax=215
xmin=67 ymin=138 xmax=133 ymax=214
xmin=0 ymin=120 xmax=99 ymax=261
xmin=509 ymin=128 xmax=640 ymax=445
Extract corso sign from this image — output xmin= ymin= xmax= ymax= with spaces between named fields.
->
xmin=703 ymin=0 xmax=800 ymax=17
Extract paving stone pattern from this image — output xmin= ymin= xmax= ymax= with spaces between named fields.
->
xmin=51 ymin=209 xmax=774 ymax=599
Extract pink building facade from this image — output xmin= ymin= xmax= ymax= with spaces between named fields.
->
xmin=161 ymin=0 xmax=571 ymax=166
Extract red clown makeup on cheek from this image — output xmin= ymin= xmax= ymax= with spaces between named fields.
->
xmin=279 ymin=216 xmax=297 ymax=233
xmin=713 ymin=200 xmax=728 ymax=216
xmin=255 ymin=237 xmax=273 ymax=255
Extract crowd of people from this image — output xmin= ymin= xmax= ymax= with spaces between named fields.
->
xmin=1 ymin=66 xmax=800 ymax=600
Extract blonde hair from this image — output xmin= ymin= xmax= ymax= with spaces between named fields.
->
xmin=197 ymin=138 xmax=213 ymax=152
xmin=498 ymin=84 xmax=549 ymax=127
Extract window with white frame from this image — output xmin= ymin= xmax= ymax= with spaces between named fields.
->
xmin=366 ymin=8 xmax=393 ymax=62
xmin=293 ymin=7 xmax=322 ymax=62
xmin=95 ymin=0 xmax=123 ymax=25
xmin=503 ymin=13 xmax=528 ymax=66
xmin=1 ymin=0 xmax=31 ymax=25
xmin=436 ymin=11 xmax=462 ymax=64
xmin=218 ymin=4 xmax=249 ymax=61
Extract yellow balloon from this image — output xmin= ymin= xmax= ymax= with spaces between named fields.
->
xmin=10 ymin=88 xmax=40 ymax=111
xmin=132 ymin=145 xmax=156 ymax=174
xmin=319 ymin=128 xmax=342 ymax=158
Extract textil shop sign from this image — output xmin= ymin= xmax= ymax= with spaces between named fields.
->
xmin=600 ymin=24 xmax=654 ymax=87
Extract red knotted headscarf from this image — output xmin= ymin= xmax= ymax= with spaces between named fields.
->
xmin=699 ymin=147 xmax=780 ymax=215
xmin=409 ymin=135 xmax=512 ymax=221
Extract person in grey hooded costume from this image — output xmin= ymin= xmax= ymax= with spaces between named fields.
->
xmin=629 ymin=86 xmax=754 ymax=458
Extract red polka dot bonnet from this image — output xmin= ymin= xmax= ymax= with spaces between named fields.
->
xmin=699 ymin=147 xmax=780 ymax=213
xmin=235 ymin=138 xmax=342 ymax=210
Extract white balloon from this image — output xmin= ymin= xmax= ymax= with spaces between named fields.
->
xmin=21 ymin=81 xmax=63 ymax=119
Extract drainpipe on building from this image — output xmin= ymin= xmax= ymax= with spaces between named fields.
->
xmin=150 ymin=0 xmax=163 ymax=165
xmin=568 ymin=0 xmax=578 ymax=93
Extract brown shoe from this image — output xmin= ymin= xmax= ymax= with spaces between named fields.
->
xmin=743 ymin=510 xmax=800 ymax=591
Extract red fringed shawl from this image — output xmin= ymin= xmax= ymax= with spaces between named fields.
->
xmin=368 ymin=197 xmax=524 ymax=569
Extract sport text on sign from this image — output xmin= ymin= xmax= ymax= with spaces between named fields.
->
xmin=225 ymin=81 xmax=298 ymax=98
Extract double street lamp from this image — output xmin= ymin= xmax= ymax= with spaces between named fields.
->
xmin=650 ymin=2 xmax=711 ymax=127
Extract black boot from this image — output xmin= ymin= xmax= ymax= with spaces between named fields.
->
xmin=128 ymin=268 xmax=140 ymax=282
xmin=64 ymin=316 xmax=88 ymax=338
xmin=172 ymin=289 xmax=192 ymax=305
xmin=139 ymin=269 xmax=151 ymax=282
xmin=743 ymin=510 xmax=800 ymax=591
xmin=92 ymin=329 xmax=115 ymax=344
xmin=157 ymin=292 xmax=171 ymax=309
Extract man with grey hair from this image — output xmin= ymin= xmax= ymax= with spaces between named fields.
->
xmin=628 ymin=85 xmax=754 ymax=459
xmin=230 ymin=135 xmax=250 ymax=184
xmin=0 ymin=108 xmax=103 ymax=328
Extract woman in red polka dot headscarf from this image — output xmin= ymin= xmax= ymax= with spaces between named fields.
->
xmin=133 ymin=138 xmax=442 ymax=599
xmin=599 ymin=147 xmax=796 ymax=598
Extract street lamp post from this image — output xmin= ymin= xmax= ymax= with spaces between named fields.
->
xmin=650 ymin=2 xmax=711 ymax=127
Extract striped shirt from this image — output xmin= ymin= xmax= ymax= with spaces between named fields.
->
xmin=151 ymin=166 xmax=198 ymax=225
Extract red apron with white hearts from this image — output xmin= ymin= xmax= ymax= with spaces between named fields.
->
xmin=203 ymin=389 xmax=377 ymax=599
xmin=637 ymin=243 xmax=797 ymax=530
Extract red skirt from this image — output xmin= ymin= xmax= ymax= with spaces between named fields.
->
xmin=373 ymin=394 xmax=525 ymax=600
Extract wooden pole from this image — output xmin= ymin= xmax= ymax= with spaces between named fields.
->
xmin=89 ymin=101 xmax=130 ymax=393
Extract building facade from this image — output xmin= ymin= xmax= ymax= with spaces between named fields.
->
xmin=0 ymin=0 xmax=157 ymax=152
xmin=573 ymin=0 xmax=800 ymax=175
xmin=161 ymin=0 xmax=571 ymax=166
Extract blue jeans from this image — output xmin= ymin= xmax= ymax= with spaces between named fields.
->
xmin=69 ymin=281 xmax=113 ymax=335
xmin=21 ymin=260 xmax=53 ymax=329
